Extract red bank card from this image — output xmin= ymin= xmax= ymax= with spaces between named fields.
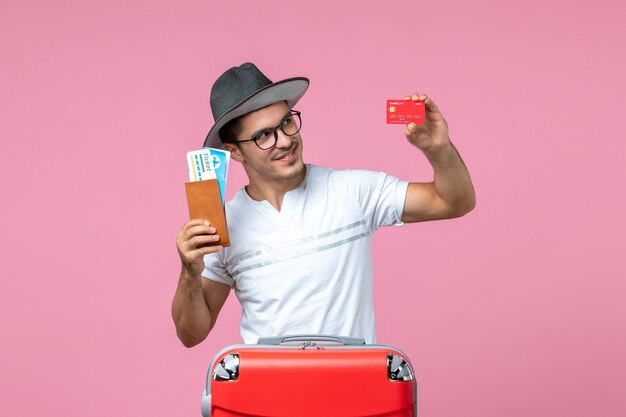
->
xmin=386 ymin=100 xmax=425 ymax=124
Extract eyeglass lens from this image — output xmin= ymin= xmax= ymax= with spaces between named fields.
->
xmin=255 ymin=112 xmax=301 ymax=149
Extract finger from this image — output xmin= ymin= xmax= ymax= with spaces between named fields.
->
xmin=180 ymin=218 xmax=210 ymax=235
xmin=177 ymin=226 xmax=217 ymax=251
xmin=411 ymin=93 xmax=420 ymax=101
xmin=188 ymin=234 xmax=221 ymax=248
xmin=179 ymin=229 xmax=210 ymax=247
xmin=188 ymin=244 xmax=224 ymax=257
xmin=180 ymin=235 xmax=219 ymax=255
xmin=183 ymin=245 xmax=223 ymax=264
xmin=185 ymin=224 xmax=216 ymax=238
xmin=404 ymin=123 xmax=417 ymax=136
xmin=185 ymin=224 xmax=217 ymax=240
xmin=179 ymin=236 xmax=222 ymax=260
xmin=403 ymin=95 xmax=411 ymax=100
xmin=197 ymin=245 xmax=224 ymax=256
xmin=425 ymin=97 xmax=440 ymax=113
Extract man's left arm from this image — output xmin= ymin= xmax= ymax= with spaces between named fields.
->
xmin=400 ymin=93 xmax=476 ymax=223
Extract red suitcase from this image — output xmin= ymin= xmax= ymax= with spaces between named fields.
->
xmin=201 ymin=335 xmax=417 ymax=417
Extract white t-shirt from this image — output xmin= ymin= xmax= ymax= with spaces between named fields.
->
xmin=202 ymin=165 xmax=409 ymax=344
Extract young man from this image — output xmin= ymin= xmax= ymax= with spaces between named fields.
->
xmin=172 ymin=63 xmax=475 ymax=347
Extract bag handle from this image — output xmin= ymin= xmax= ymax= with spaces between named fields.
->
xmin=257 ymin=335 xmax=366 ymax=345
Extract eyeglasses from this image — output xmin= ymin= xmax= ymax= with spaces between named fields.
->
xmin=232 ymin=110 xmax=302 ymax=150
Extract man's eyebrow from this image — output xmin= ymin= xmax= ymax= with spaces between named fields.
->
xmin=250 ymin=111 xmax=292 ymax=137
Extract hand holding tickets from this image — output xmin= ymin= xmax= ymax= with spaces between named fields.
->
xmin=184 ymin=148 xmax=231 ymax=247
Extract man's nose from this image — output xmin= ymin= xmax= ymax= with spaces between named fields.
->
xmin=274 ymin=129 xmax=292 ymax=148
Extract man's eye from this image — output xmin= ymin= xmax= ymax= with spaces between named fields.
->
xmin=255 ymin=130 xmax=273 ymax=141
xmin=282 ymin=117 xmax=293 ymax=126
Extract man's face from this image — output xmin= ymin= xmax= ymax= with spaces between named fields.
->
xmin=225 ymin=101 xmax=305 ymax=185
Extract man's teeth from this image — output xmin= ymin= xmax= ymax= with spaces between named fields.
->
xmin=277 ymin=149 xmax=292 ymax=159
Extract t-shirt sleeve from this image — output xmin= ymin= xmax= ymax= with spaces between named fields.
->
xmin=201 ymin=251 xmax=234 ymax=287
xmin=333 ymin=169 xmax=409 ymax=231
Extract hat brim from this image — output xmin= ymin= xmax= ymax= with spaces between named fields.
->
xmin=203 ymin=77 xmax=309 ymax=149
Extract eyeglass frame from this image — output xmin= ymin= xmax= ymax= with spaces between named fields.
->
xmin=229 ymin=110 xmax=302 ymax=150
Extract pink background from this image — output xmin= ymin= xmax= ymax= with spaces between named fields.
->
xmin=1 ymin=0 xmax=625 ymax=416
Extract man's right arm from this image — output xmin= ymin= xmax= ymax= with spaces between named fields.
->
xmin=171 ymin=219 xmax=230 ymax=347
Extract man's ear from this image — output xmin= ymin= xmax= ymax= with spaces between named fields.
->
xmin=223 ymin=143 xmax=243 ymax=162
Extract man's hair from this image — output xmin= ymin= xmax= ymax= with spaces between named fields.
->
xmin=218 ymin=100 xmax=289 ymax=144
xmin=219 ymin=114 xmax=244 ymax=144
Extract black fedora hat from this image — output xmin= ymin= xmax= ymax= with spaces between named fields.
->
xmin=204 ymin=62 xmax=309 ymax=149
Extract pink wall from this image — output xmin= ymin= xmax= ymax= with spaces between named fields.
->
xmin=2 ymin=0 xmax=625 ymax=416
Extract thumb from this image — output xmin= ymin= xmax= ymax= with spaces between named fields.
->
xmin=404 ymin=122 xmax=417 ymax=137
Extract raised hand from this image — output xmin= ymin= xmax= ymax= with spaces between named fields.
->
xmin=176 ymin=219 xmax=223 ymax=277
xmin=403 ymin=93 xmax=450 ymax=152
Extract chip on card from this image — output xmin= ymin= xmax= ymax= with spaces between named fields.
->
xmin=386 ymin=100 xmax=425 ymax=124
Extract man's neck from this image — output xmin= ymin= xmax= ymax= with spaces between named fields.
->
xmin=245 ymin=166 xmax=307 ymax=212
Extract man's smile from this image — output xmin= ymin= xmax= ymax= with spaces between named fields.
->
xmin=272 ymin=144 xmax=298 ymax=162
